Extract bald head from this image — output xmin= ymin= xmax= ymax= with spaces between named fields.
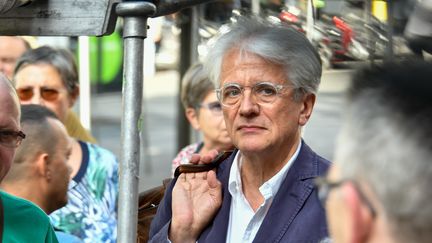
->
xmin=0 ymin=73 xmax=21 ymax=181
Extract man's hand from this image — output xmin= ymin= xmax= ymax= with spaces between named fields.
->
xmin=169 ymin=151 xmax=223 ymax=243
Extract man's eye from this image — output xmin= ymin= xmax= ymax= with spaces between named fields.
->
xmin=0 ymin=131 xmax=14 ymax=142
xmin=224 ymin=87 xmax=241 ymax=97
xmin=255 ymin=84 xmax=277 ymax=96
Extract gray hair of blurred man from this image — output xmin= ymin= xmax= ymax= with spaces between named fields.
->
xmin=13 ymin=46 xmax=79 ymax=94
xmin=181 ymin=62 xmax=214 ymax=110
xmin=334 ymin=61 xmax=432 ymax=243
xmin=204 ymin=16 xmax=322 ymax=101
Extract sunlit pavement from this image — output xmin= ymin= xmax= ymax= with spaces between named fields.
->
xmin=89 ymin=68 xmax=353 ymax=191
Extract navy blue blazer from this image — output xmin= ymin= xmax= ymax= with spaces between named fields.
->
xmin=149 ymin=141 xmax=331 ymax=243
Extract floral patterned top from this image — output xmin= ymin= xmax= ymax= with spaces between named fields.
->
xmin=50 ymin=141 xmax=118 ymax=243
xmin=171 ymin=142 xmax=203 ymax=176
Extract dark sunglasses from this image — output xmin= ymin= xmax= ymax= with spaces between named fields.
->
xmin=314 ymin=177 xmax=377 ymax=218
xmin=0 ymin=130 xmax=26 ymax=148
xmin=16 ymin=87 xmax=60 ymax=102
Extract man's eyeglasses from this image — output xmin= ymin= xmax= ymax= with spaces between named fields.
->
xmin=0 ymin=130 xmax=26 ymax=148
xmin=215 ymin=82 xmax=292 ymax=108
xmin=16 ymin=87 xmax=61 ymax=102
xmin=197 ymin=101 xmax=223 ymax=115
xmin=314 ymin=177 xmax=377 ymax=218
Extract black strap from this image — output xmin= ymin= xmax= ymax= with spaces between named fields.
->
xmin=0 ymin=195 xmax=3 ymax=243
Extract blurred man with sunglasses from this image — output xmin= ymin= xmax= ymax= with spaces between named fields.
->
xmin=0 ymin=74 xmax=59 ymax=242
xmin=317 ymin=60 xmax=432 ymax=243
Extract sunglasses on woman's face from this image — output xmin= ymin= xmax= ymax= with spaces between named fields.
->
xmin=16 ymin=87 xmax=61 ymax=102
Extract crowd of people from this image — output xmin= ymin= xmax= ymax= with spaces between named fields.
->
xmin=1 ymin=14 xmax=431 ymax=243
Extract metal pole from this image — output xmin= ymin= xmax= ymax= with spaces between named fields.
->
xmin=78 ymin=36 xmax=91 ymax=131
xmin=306 ymin=0 xmax=314 ymax=42
xmin=385 ymin=0 xmax=394 ymax=61
xmin=116 ymin=2 xmax=156 ymax=243
xmin=251 ymin=0 xmax=260 ymax=14
xmin=177 ymin=8 xmax=193 ymax=151
xmin=364 ymin=0 xmax=375 ymax=65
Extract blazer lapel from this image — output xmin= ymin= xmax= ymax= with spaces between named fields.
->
xmin=252 ymin=142 xmax=319 ymax=243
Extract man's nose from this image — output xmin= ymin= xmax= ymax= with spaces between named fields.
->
xmin=239 ymin=90 xmax=259 ymax=115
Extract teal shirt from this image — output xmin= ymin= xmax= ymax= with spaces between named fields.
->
xmin=1 ymin=190 xmax=59 ymax=243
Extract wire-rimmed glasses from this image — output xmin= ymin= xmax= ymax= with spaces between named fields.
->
xmin=215 ymin=81 xmax=292 ymax=108
xmin=0 ymin=130 xmax=26 ymax=148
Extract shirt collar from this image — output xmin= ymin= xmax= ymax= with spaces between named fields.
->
xmin=228 ymin=141 xmax=303 ymax=199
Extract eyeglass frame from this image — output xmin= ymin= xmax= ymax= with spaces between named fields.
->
xmin=16 ymin=86 xmax=64 ymax=102
xmin=0 ymin=130 xmax=26 ymax=148
xmin=314 ymin=176 xmax=377 ymax=218
xmin=215 ymin=81 xmax=293 ymax=108
xmin=196 ymin=101 xmax=223 ymax=115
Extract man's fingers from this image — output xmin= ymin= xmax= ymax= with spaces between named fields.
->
xmin=189 ymin=154 xmax=201 ymax=165
xmin=207 ymin=170 xmax=221 ymax=189
xmin=189 ymin=149 xmax=219 ymax=165
xmin=199 ymin=150 xmax=219 ymax=164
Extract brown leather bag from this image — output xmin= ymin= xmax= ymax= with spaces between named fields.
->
xmin=137 ymin=178 xmax=172 ymax=243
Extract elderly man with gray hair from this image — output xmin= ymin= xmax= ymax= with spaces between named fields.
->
xmin=150 ymin=16 xmax=330 ymax=242
xmin=318 ymin=60 xmax=432 ymax=243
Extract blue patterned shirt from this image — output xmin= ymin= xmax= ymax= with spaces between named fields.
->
xmin=50 ymin=141 xmax=118 ymax=243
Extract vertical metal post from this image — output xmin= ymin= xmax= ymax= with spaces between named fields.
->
xmin=78 ymin=36 xmax=91 ymax=131
xmin=306 ymin=0 xmax=314 ymax=42
xmin=364 ymin=0 xmax=375 ymax=65
xmin=251 ymin=0 xmax=260 ymax=14
xmin=385 ymin=0 xmax=394 ymax=61
xmin=116 ymin=2 xmax=156 ymax=243
xmin=177 ymin=8 xmax=193 ymax=151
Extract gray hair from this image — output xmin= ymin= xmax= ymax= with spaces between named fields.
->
xmin=181 ymin=62 xmax=214 ymax=109
xmin=204 ymin=16 xmax=322 ymax=100
xmin=334 ymin=61 xmax=432 ymax=243
xmin=13 ymin=46 xmax=78 ymax=94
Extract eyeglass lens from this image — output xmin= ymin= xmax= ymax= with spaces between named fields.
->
xmin=17 ymin=87 xmax=60 ymax=102
xmin=315 ymin=177 xmax=377 ymax=218
xmin=218 ymin=82 xmax=284 ymax=107
xmin=200 ymin=102 xmax=222 ymax=115
xmin=0 ymin=130 xmax=26 ymax=148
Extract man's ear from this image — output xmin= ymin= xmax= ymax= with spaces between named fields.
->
xmin=299 ymin=93 xmax=315 ymax=126
xmin=35 ymin=153 xmax=51 ymax=180
xmin=185 ymin=107 xmax=200 ymax=130
xmin=343 ymin=183 xmax=374 ymax=243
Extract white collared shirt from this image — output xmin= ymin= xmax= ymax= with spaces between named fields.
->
xmin=225 ymin=142 xmax=302 ymax=243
